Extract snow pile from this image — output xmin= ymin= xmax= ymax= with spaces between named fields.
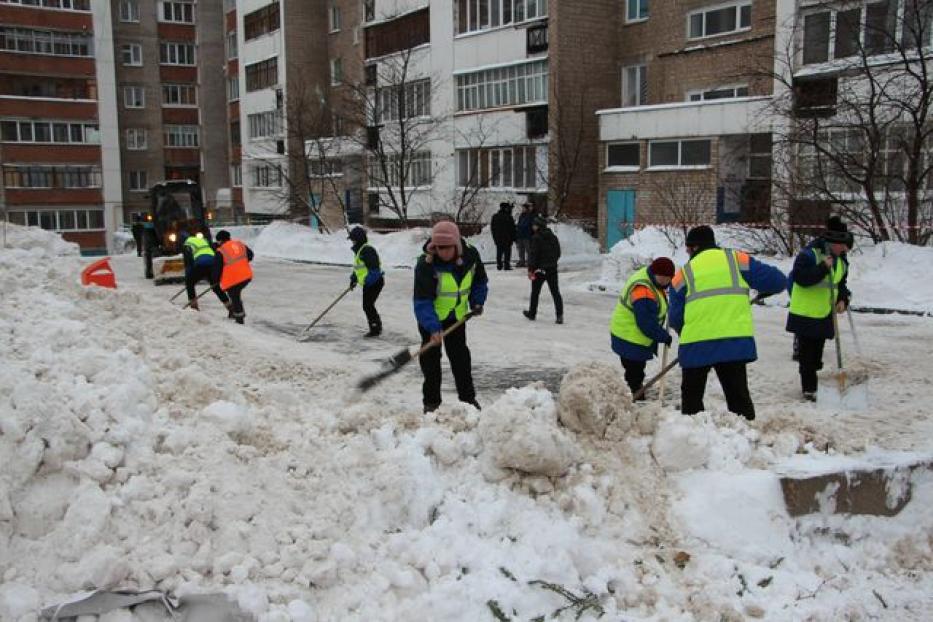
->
xmin=557 ymin=362 xmax=633 ymax=437
xmin=469 ymin=222 xmax=601 ymax=268
xmin=847 ymin=241 xmax=933 ymax=313
xmin=1 ymin=223 xmax=79 ymax=258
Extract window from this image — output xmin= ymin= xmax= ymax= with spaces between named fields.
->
xmin=456 ymin=0 xmax=548 ymax=35
xmin=119 ymin=0 xmax=139 ymax=22
xmin=687 ymin=85 xmax=749 ymax=101
xmin=903 ymin=0 xmax=933 ymax=50
xmin=164 ymin=124 xmax=199 ymax=147
xmin=245 ymin=57 xmax=278 ymax=91
xmin=247 ymin=111 xmax=282 ymax=139
xmin=865 ymin=0 xmax=898 ymax=55
xmin=123 ymin=86 xmax=145 ymax=108
xmin=309 ymin=158 xmax=343 ymax=177
xmin=159 ymin=0 xmax=195 ymax=24
xmin=126 ymin=128 xmax=147 ymax=150
xmin=0 ymin=27 xmax=93 ymax=57
xmin=162 ymin=83 xmax=197 ymax=106
xmin=607 ymin=142 xmax=640 ymax=168
xmin=649 ymin=139 xmax=712 ymax=168
xmin=227 ymin=76 xmax=239 ymax=101
xmin=801 ymin=1 xmax=916 ymax=65
xmin=129 ymin=170 xmax=148 ymax=191
xmin=455 ymin=145 xmax=543 ymax=189
xmin=331 ymin=58 xmax=343 ymax=85
xmin=121 ymin=43 xmax=142 ymax=66
xmin=230 ymin=120 xmax=240 ymax=146
xmin=231 ymin=164 xmax=242 ymax=187
xmin=159 ymin=42 xmax=196 ymax=65
xmin=627 ymin=0 xmax=648 ymax=22
xmin=688 ymin=2 xmax=751 ymax=39
xmin=369 ymin=151 xmax=432 ymax=188
xmin=244 ymin=2 xmax=280 ymax=40
xmin=251 ymin=163 xmax=282 ymax=187
xmin=748 ymin=133 xmax=772 ymax=179
xmin=364 ymin=0 xmax=374 ymax=22
xmin=376 ymin=79 xmax=431 ymax=122
xmin=330 ymin=3 xmax=341 ymax=31
xmin=0 ymin=0 xmax=91 ymax=9
xmin=1 ymin=119 xmax=98 ymax=144
xmin=7 ymin=208 xmax=104 ymax=232
xmin=622 ymin=64 xmax=647 ymax=107
xmin=227 ymin=31 xmax=238 ymax=60
xmin=0 ymin=74 xmax=95 ymax=99
xmin=802 ymin=11 xmax=831 ymax=64
xmin=455 ymin=59 xmax=548 ymax=112
xmin=834 ymin=8 xmax=861 ymax=59
xmin=3 ymin=165 xmax=101 ymax=188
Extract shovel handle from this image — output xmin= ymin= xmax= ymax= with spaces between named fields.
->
xmin=412 ymin=313 xmax=473 ymax=359
xmin=299 ymin=285 xmax=354 ymax=335
xmin=632 ymin=357 xmax=679 ymax=401
xmin=182 ymin=285 xmax=214 ymax=309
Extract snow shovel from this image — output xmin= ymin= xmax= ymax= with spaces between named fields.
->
xmin=632 ymin=357 xmax=679 ymax=401
xmin=297 ymin=284 xmax=353 ymax=341
xmin=817 ymin=283 xmax=869 ymax=409
xmin=182 ymin=285 xmax=214 ymax=309
xmin=169 ymin=286 xmax=187 ymax=303
xmin=846 ymin=308 xmax=863 ymax=356
xmin=357 ymin=313 xmax=474 ymax=392
xmin=657 ymin=319 xmax=671 ymax=406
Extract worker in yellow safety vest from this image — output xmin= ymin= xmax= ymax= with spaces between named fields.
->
xmin=348 ymin=226 xmax=385 ymax=337
xmin=181 ymin=231 xmax=230 ymax=312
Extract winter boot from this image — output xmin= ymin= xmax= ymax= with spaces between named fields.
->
xmin=423 ymin=402 xmax=441 ymax=414
xmin=523 ymin=310 xmax=535 ymax=321
xmin=224 ymin=300 xmax=234 ymax=319
xmin=463 ymin=399 xmax=481 ymax=411
xmin=555 ymin=315 xmax=564 ymax=325
xmin=803 ymin=391 xmax=816 ymax=402
xmin=234 ymin=311 xmax=246 ymax=325
xmin=365 ymin=324 xmax=382 ymax=338
xmin=188 ymin=299 xmax=200 ymax=311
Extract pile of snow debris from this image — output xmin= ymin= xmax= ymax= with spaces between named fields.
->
xmin=1 ymin=225 xmax=931 ymax=621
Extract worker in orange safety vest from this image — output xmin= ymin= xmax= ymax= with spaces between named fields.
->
xmin=215 ymin=229 xmax=254 ymax=324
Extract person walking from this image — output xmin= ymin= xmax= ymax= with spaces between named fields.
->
xmin=131 ymin=214 xmax=144 ymax=257
xmin=413 ymin=221 xmax=488 ymax=413
xmin=490 ymin=202 xmax=516 ymax=270
xmin=215 ymin=229 xmax=254 ymax=324
xmin=786 ymin=216 xmax=852 ymax=401
xmin=181 ymin=231 xmax=230 ymax=313
xmin=668 ymin=226 xmax=786 ymax=420
xmin=515 ymin=203 xmax=534 ymax=268
xmin=348 ymin=226 xmax=385 ymax=337
xmin=610 ymin=257 xmax=675 ymax=398
xmin=523 ymin=216 xmax=564 ymax=324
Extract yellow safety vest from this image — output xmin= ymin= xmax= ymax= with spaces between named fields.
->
xmin=610 ymin=266 xmax=668 ymax=347
xmin=679 ymin=248 xmax=754 ymax=345
xmin=434 ymin=264 xmax=475 ymax=322
xmin=353 ymin=243 xmax=380 ymax=284
xmin=184 ymin=235 xmax=214 ymax=260
xmin=789 ymin=247 xmax=846 ymax=318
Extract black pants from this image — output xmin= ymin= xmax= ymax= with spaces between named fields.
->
xmin=418 ymin=315 xmax=475 ymax=408
xmin=527 ymin=267 xmax=563 ymax=319
xmin=797 ymin=336 xmax=826 ymax=393
xmin=186 ymin=260 xmax=228 ymax=304
xmin=362 ymin=277 xmax=384 ymax=332
xmin=516 ymin=239 xmax=529 ymax=266
xmin=495 ymin=244 xmax=512 ymax=270
xmin=620 ymin=358 xmax=647 ymax=397
xmin=681 ymin=361 xmax=755 ymax=420
xmin=226 ymin=279 xmax=250 ymax=322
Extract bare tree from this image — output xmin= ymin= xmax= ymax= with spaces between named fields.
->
xmin=647 ymin=174 xmax=717 ymax=248
xmin=767 ymin=0 xmax=933 ymax=245
xmin=443 ymin=116 xmax=503 ymax=226
xmin=542 ymin=82 xmax=589 ymax=221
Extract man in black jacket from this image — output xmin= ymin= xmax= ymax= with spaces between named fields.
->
xmin=523 ymin=216 xmax=564 ymax=324
xmin=349 ymin=226 xmax=385 ymax=337
xmin=490 ymin=202 xmax=516 ymax=270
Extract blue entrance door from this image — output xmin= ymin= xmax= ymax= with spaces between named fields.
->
xmin=606 ymin=189 xmax=636 ymax=250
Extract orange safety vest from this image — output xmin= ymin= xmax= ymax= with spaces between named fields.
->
xmin=218 ymin=239 xmax=253 ymax=291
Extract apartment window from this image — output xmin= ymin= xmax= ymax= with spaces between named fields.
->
xmin=164 ymin=124 xmax=199 ymax=147
xmin=3 ymin=165 xmax=101 ymax=189
xmin=121 ymin=43 xmax=142 ymax=66
xmin=159 ymin=42 xmax=196 ymax=66
xmin=376 ymin=79 xmax=431 ymax=122
xmin=865 ymin=0 xmax=898 ymax=55
xmin=244 ymin=2 xmax=280 ymax=40
xmin=0 ymin=74 xmax=95 ymax=99
xmin=126 ymin=128 xmax=147 ymax=150
xmin=688 ymin=85 xmax=749 ymax=101
xmin=455 ymin=59 xmax=548 ymax=112
xmin=607 ymin=142 xmax=640 ymax=169
xmin=456 ymin=145 xmax=541 ymax=189
xmin=903 ymin=0 xmax=933 ymax=50
xmin=230 ymin=120 xmax=240 ymax=146
xmin=748 ymin=133 xmax=772 ymax=179
xmin=160 ymin=0 xmax=195 ymax=24
xmin=456 ymin=0 xmax=548 ymax=35
xmin=369 ymin=151 xmax=432 ymax=188
xmin=0 ymin=0 xmax=91 ymax=9
xmin=626 ymin=0 xmax=648 ymax=22
xmin=8 ymin=208 xmax=104 ymax=232
xmin=245 ymin=57 xmax=278 ymax=92
xmin=162 ymin=83 xmax=197 ymax=106
xmin=1 ymin=120 xmax=99 ymax=144
xmin=227 ymin=31 xmax=238 ymax=60
xmin=688 ymin=2 xmax=751 ymax=39
xmin=622 ymin=64 xmax=647 ymax=107
xmin=0 ymin=27 xmax=93 ymax=57
xmin=247 ymin=111 xmax=282 ymax=139
xmin=227 ymin=76 xmax=239 ymax=101
xmin=231 ymin=164 xmax=242 ymax=187
xmin=801 ymin=2 xmax=905 ymax=65
xmin=129 ymin=170 xmax=148 ymax=191
xmin=310 ymin=158 xmax=343 ymax=177
xmin=330 ymin=3 xmax=341 ymax=31
xmin=331 ymin=58 xmax=343 ymax=85
xmin=119 ymin=0 xmax=139 ymax=22
xmin=649 ymin=139 xmax=712 ymax=168
xmin=251 ymin=163 xmax=282 ymax=187
xmin=364 ymin=0 xmax=374 ymax=22
xmin=123 ymin=86 xmax=145 ymax=108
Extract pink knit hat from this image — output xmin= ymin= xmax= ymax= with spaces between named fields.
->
xmin=428 ymin=220 xmax=461 ymax=251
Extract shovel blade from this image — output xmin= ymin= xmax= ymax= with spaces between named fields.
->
xmin=817 ymin=375 xmax=870 ymax=410
xmin=356 ymin=348 xmax=413 ymax=392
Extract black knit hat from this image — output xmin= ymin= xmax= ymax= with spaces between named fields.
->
xmin=348 ymin=226 xmax=367 ymax=243
xmin=685 ymin=225 xmax=715 ymax=247
xmin=822 ymin=216 xmax=849 ymax=244
xmin=215 ymin=230 xmax=231 ymax=242
xmin=533 ymin=215 xmax=548 ymax=228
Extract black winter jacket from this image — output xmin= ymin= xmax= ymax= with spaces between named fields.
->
xmin=528 ymin=228 xmax=561 ymax=271
xmin=490 ymin=209 xmax=516 ymax=245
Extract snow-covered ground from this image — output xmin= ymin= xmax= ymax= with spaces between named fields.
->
xmin=1 ymin=223 xmax=932 ymax=621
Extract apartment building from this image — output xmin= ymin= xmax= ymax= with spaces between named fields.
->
xmin=0 ymin=0 xmax=121 ymax=255
xmin=111 ymin=0 xmax=229 ymax=226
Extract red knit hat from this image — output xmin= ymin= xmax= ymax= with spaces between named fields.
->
xmin=650 ymin=257 xmax=676 ymax=278
xmin=427 ymin=220 xmax=461 ymax=251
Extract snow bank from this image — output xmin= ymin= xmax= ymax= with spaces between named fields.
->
xmin=1 ymin=223 xmax=79 ymax=258
xmin=557 ymin=362 xmax=633 ymax=437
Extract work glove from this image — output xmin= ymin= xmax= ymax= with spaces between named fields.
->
xmin=527 ymin=270 xmax=535 ymax=281
xmin=662 ymin=333 xmax=673 ymax=346
xmin=835 ymin=299 xmax=847 ymax=314
xmin=471 ymin=305 xmax=483 ymax=317
xmin=349 ymin=274 xmax=358 ymax=290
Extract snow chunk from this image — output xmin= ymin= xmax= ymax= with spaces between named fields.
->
xmin=558 ymin=362 xmax=633 ymax=436
xmin=202 ymin=400 xmax=253 ymax=438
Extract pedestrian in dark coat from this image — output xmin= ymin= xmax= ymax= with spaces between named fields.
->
xmin=131 ymin=214 xmax=144 ymax=257
xmin=523 ymin=216 xmax=564 ymax=324
xmin=786 ymin=216 xmax=852 ymax=400
xmin=515 ymin=203 xmax=534 ymax=267
xmin=348 ymin=226 xmax=385 ymax=337
xmin=490 ymin=202 xmax=516 ymax=270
